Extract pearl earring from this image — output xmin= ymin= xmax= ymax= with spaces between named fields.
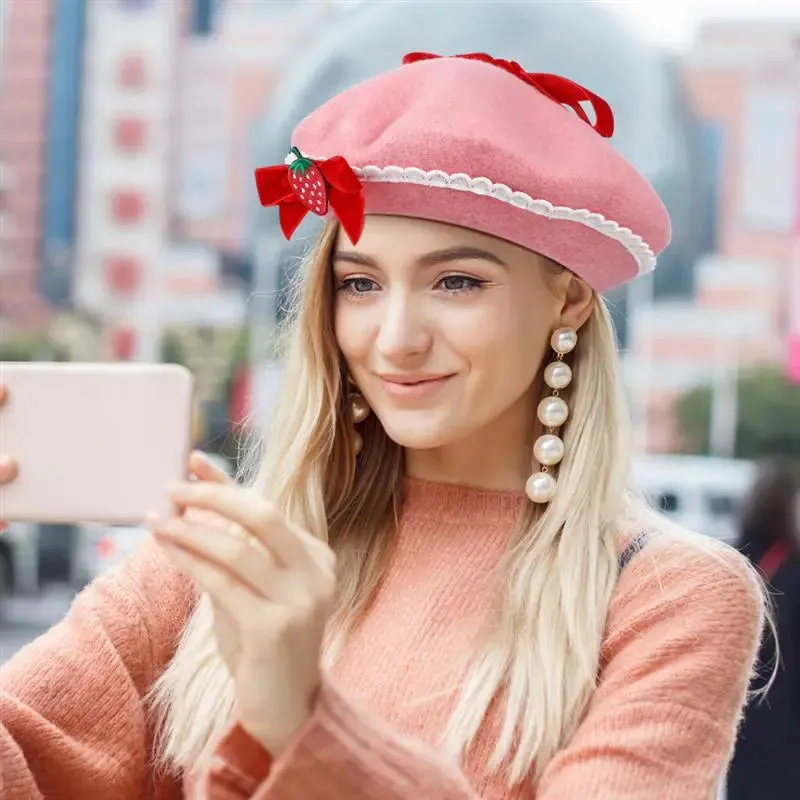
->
xmin=349 ymin=392 xmax=370 ymax=455
xmin=525 ymin=326 xmax=577 ymax=504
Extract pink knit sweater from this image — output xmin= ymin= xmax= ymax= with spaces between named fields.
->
xmin=1 ymin=480 xmax=763 ymax=799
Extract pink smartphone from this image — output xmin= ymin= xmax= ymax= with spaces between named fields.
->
xmin=0 ymin=362 xmax=195 ymax=524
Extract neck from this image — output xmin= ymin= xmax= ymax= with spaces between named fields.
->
xmin=404 ymin=382 xmax=540 ymax=492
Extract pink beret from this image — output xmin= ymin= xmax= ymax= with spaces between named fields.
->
xmin=255 ymin=53 xmax=671 ymax=292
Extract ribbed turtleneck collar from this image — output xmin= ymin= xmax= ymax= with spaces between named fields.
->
xmin=401 ymin=477 xmax=526 ymax=526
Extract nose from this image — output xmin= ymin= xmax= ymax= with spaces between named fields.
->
xmin=375 ymin=288 xmax=432 ymax=361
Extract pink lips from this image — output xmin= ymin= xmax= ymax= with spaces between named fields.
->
xmin=378 ymin=375 xmax=454 ymax=400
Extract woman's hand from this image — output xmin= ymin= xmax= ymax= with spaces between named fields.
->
xmin=0 ymin=385 xmax=19 ymax=531
xmin=145 ymin=453 xmax=337 ymax=755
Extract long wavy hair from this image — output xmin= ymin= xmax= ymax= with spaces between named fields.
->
xmin=148 ymin=220 xmax=767 ymax=785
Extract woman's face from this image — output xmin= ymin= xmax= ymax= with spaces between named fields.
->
xmin=333 ymin=215 xmax=592 ymax=452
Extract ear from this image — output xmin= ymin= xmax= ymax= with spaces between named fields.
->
xmin=559 ymin=274 xmax=594 ymax=331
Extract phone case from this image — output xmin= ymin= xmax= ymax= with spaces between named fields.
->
xmin=0 ymin=362 xmax=195 ymax=524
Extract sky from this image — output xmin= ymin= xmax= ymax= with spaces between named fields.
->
xmin=600 ymin=0 xmax=800 ymax=49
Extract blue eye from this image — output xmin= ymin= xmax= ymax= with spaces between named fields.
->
xmin=339 ymin=277 xmax=378 ymax=295
xmin=437 ymin=275 xmax=486 ymax=293
xmin=337 ymin=274 xmax=487 ymax=297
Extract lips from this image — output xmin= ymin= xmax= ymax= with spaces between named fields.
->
xmin=376 ymin=373 xmax=454 ymax=400
xmin=378 ymin=375 xmax=453 ymax=385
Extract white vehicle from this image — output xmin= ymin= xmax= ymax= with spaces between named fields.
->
xmin=632 ymin=454 xmax=757 ymax=545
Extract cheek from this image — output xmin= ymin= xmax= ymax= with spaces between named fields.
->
xmin=457 ymin=294 xmax=551 ymax=385
xmin=334 ymin=303 xmax=372 ymax=372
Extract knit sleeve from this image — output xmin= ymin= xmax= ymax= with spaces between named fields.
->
xmin=200 ymin=680 xmax=480 ymax=800
xmin=0 ymin=536 xmax=196 ymax=800
xmin=536 ymin=534 xmax=765 ymax=800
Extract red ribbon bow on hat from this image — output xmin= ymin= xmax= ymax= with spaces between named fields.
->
xmin=403 ymin=52 xmax=615 ymax=139
xmin=254 ymin=147 xmax=366 ymax=243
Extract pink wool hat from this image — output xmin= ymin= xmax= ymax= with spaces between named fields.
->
xmin=255 ymin=52 xmax=671 ymax=292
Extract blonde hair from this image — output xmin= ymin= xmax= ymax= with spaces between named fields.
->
xmin=148 ymin=221 xmax=768 ymax=785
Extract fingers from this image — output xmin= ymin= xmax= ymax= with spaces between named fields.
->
xmin=0 ymin=456 xmax=18 ymax=487
xmin=0 ymin=386 xmax=12 ymax=530
xmin=155 ymin=535 xmax=259 ymax=620
xmin=189 ymin=451 xmax=232 ymax=485
xmin=0 ymin=385 xmax=16 ymax=488
xmin=177 ymin=453 xmax=232 ymax=519
xmin=147 ymin=515 xmax=301 ymax=603
xmin=167 ymin=482 xmax=314 ymax=569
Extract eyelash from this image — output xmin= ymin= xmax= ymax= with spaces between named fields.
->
xmin=337 ymin=274 xmax=488 ymax=297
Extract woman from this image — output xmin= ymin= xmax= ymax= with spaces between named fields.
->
xmin=1 ymin=52 xmax=766 ymax=799
xmin=727 ymin=459 xmax=800 ymax=800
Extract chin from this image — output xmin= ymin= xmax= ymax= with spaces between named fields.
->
xmin=377 ymin=410 xmax=461 ymax=450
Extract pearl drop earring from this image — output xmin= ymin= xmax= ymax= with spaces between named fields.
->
xmin=350 ymin=392 xmax=370 ymax=455
xmin=525 ymin=326 xmax=577 ymax=504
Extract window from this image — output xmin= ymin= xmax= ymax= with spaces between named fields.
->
xmin=117 ymin=54 xmax=147 ymax=90
xmin=110 ymin=191 xmax=146 ymax=224
xmin=652 ymin=492 xmax=680 ymax=514
xmin=0 ymin=239 xmax=12 ymax=274
xmin=706 ymin=493 xmax=737 ymax=517
xmin=0 ymin=164 xmax=10 ymax=213
xmin=0 ymin=212 xmax=13 ymax=237
xmin=104 ymin=255 xmax=142 ymax=293
xmin=192 ymin=0 xmax=215 ymax=35
xmin=111 ymin=327 xmax=136 ymax=361
xmin=695 ymin=119 xmax=724 ymax=256
xmin=114 ymin=118 xmax=147 ymax=152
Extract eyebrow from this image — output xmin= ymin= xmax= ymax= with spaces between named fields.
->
xmin=332 ymin=246 xmax=508 ymax=269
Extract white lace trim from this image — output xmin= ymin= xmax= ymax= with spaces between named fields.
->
xmin=351 ymin=164 xmax=656 ymax=275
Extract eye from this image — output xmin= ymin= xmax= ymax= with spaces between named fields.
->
xmin=338 ymin=276 xmax=379 ymax=295
xmin=436 ymin=275 xmax=487 ymax=293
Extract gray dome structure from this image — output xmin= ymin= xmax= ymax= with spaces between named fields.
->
xmin=248 ymin=1 xmax=708 ymax=342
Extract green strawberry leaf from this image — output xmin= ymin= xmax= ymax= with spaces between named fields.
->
xmin=289 ymin=146 xmax=313 ymax=175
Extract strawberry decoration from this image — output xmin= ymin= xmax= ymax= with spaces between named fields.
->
xmin=254 ymin=147 xmax=365 ymax=244
xmin=286 ymin=147 xmax=328 ymax=215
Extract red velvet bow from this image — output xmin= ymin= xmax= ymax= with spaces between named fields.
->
xmin=254 ymin=152 xmax=366 ymax=243
xmin=403 ymin=51 xmax=615 ymax=139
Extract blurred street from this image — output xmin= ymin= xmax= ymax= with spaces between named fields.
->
xmin=0 ymin=585 xmax=73 ymax=664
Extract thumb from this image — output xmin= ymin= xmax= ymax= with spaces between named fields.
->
xmin=188 ymin=451 xmax=233 ymax=485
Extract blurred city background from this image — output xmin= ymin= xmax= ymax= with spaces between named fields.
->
xmin=0 ymin=0 xmax=799 ymax=723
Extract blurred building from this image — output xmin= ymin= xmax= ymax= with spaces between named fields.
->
xmin=71 ymin=0 xmax=186 ymax=362
xmin=41 ymin=0 xmax=86 ymax=310
xmin=68 ymin=0 xmax=262 ymax=374
xmin=0 ymin=0 xmax=56 ymax=331
xmin=173 ymin=0 xmax=337 ymax=257
xmin=628 ymin=21 xmax=800 ymax=452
